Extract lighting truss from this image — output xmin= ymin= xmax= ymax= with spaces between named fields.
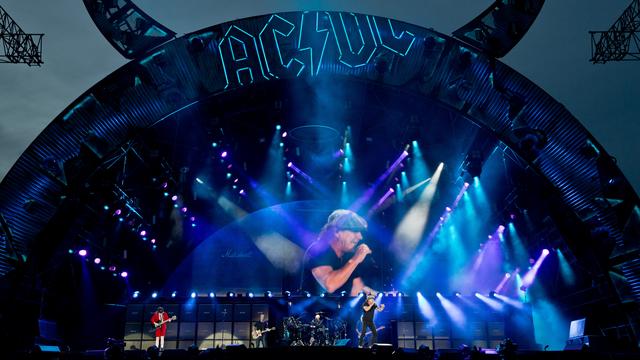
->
xmin=0 ymin=6 xmax=43 ymax=65
xmin=590 ymin=0 xmax=640 ymax=63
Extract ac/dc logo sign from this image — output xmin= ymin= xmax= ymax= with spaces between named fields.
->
xmin=216 ymin=12 xmax=417 ymax=88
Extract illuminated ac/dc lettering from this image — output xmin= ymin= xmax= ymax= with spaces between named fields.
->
xmin=259 ymin=15 xmax=306 ymax=78
xmin=330 ymin=12 xmax=378 ymax=68
xmin=218 ymin=25 xmax=268 ymax=88
xmin=372 ymin=17 xmax=416 ymax=56
xmin=298 ymin=11 xmax=332 ymax=76
xmin=218 ymin=12 xmax=416 ymax=87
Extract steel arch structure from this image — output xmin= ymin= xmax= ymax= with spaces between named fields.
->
xmin=0 ymin=10 xmax=638 ymax=333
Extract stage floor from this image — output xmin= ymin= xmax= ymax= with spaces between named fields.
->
xmin=16 ymin=345 xmax=640 ymax=360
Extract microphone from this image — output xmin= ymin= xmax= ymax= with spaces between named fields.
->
xmin=367 ymin=256 xmax=378 ymax=269
xmin=359 ymin=242 xmax=378 ymax=268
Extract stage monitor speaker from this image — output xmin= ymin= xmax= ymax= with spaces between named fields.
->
xmin=394 ymin=347 xmax=418 ymax=356
xmin=156 ymin=349 xmax=186 ymax=360
xmin=564 ymin=335 xmax=608 ymax=352
xmin=225 ymin=343 xmax=247 ymax=350
xmin=435 ymin=348 xmax=464 ymax=360
xmin=124 ymin=349 xmax=145 ymax=360
xmin=371 ymin=343 xmax=394 ymax=355
xmin=334 ymin=339 xmax=351 ymax=346
xmin=84 ymin=350 xmax=105 ymax=359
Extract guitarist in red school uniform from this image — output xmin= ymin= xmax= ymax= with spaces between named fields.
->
xmin=150 ymin=306 xmax=175 ymax=350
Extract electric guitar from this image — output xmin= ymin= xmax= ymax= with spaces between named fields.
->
xmin=149 ymin=315 xmax=177 ymax=332
xmin=253 ymin=327 xmax=275 ymax=338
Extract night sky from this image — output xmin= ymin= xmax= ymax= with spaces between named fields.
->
xmin=1 ymin=0 xmax=638 ymax=193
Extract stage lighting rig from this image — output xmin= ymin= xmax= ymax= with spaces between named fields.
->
xmin=83 ymin=0 xmax=175 ymax=59
xmin=509 ymin=107 xmax=547 ymax=159
xmin=462 ymin=150 xmax=484 ymax=180
xmin=590 ymin=0 xmax=640 ymax=63
xmin=0 ymin=6 xmax=43 ymax=65
xmin=453 ymin=0 xmax=545 ymax=58
xmin=0 ymin=213 xmax=24 ymax=268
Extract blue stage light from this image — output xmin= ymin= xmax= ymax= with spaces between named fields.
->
xmin=190 ymin=291 xmax=197 ymax=298
xmin=151 ymin=292 xmax=158 ymax=299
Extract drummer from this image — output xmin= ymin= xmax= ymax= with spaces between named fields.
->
xmin=311 ymin=313 xmax=324 ymax=328
xmin=309 ymin=312 xmax=326 ymax=346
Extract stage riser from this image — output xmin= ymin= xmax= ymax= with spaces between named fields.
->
xmin=124 ymin=300 xmax=534 ymax=350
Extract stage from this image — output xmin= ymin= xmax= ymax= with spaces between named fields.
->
xmin=17 ymin=345 xmax=640 ymax=360
xmin=0 ymin=1 xmax=639 ymax=358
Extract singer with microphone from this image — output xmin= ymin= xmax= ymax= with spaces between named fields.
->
xmin=306 ymin=209 xmax=377 ymax=296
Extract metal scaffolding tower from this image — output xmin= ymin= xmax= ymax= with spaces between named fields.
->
xmin=0 ymin=6 xmax=43 ymax=65
xmin=590 ymin=0 xmax=640 ymax=63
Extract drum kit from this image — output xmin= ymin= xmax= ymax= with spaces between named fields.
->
xmin=283 ymin=312 xmax=348 ymax=346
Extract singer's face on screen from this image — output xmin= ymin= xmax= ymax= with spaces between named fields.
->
xmin=336 ymin=229 xmax=363 ymax=253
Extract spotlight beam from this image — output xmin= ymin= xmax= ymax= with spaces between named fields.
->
xmin=494 ymin=272 xmax=513 ymax=294
xmin=521 ymin=249 xmax=550 ymax=290
xmin=288 ymin=162 xmax=314 ymax=184
xmin=401 ymin=183 xmax=472 ymax=288
xmin=417 ymin=292 xmax=438 ymax=325
xmin=254 ymin=233 xmax=304 ymax=274
xmin=494 ymin=293 xmax=524 ymax=309
xmin=402 ymin=177 xmax=431 ymax=196
xmin=368 ymin=187 xmax=396 ymax=216
xmin=436 ymin=292 xmax=466 ymax=328
xmin=288 ymin=162 xmax=330 ymax=195
xmin=391 ymin=163 xmax=444 ymax=263
xmin=217 ymin=196 xmax=248 ymax=219
xmin=350 ymin=149 xmax=409 ymax=212
xmin=556 ymin=249 xmax=576 ymax=285
xmin=475 ymin=293 xmax=504 ymax=311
